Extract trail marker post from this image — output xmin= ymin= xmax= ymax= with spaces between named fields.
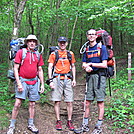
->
xmin=128 ymin=53 xmax=132 ymax=81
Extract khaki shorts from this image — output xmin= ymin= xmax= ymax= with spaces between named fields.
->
xmin=51 ymin=78 xmax=73 ymax=102
xmin=86 ymin=74 xmax=106 ymax=101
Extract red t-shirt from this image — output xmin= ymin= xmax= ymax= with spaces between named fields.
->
xmin=15 ymin=49 xmax=44 ymax=79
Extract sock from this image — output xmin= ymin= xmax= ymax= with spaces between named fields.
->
xmin=28 ymin=118 xmax=34 ymax=125
xmin=96 ymin=119 xmax=103 ymax=126
xmin=9 ymin=119 xmax=16 ymax=127
xmin=83 ymin=117 xmax=89 ymax=125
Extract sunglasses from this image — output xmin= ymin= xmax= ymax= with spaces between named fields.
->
xmin=87 ymin=34 xmax=96 ymax=36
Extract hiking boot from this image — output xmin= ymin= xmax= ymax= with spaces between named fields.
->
xmin=7 ymin=126 xmax=15 ymax=134
xmin=74 ymin=124 xmax=90 ymax=133
xmin=91 ymin=126 xmax=102 ymax=134
xmin=55 ymin=120 xmax=62 ymax=130
xmin=28 ymin=124 xmax=39 ymax=133
xmin=67 ymin=120 xmax=75 ymax=131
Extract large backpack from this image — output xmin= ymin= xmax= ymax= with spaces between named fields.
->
xmin=96 ymin=29 xmax=114 ymax=77
xmin=7 ymin=38 xmax=43 ymax=80
xmin=49 ymin=46 xmax=72 ymax=76
xmin=80 ymin=29 xmax=114 ymax=77
xmin=46 ymin=46 xmax=72 ymax=85
xmin=49 ymin=46 xmax=72 ymax=66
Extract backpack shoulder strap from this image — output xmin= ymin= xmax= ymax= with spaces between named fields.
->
xmin=53 ymin=50 xmax=72 ymax=66
xmin=53 ymin=50 xmax=59 ymax=66
xmin=35 ymin=50 xmax=41 ymax=61
xmin=97 ymin=42 xmax=102 ymax=49
xmin=35 ymin=50 xmax=41 ymax=66
xmin=67 ymin=50 xmax=72 ymax=65
xmin=21 ymin=48 xmax=27 ymax=65
xmin=97 ymin=42 xmax=102 ymax=57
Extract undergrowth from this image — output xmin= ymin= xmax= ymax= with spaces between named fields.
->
xmin=0 ymin=62 xmax=13 ymax=129
xmin=105 ymin=69 xmax=134 ymax=133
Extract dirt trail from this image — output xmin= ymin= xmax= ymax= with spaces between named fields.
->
xmin=5 ymin=88 xmax=111 ymax=134
xmin=1 ymin=58 xmax=131 ymax=134
xmin=2 ymin=71 xmax=114 ymax=134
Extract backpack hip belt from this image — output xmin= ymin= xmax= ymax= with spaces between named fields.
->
xmin=19 ymin=76 xmax=38 ymax=82
xmin=53 ymin=72 xmax=72 ymax=89
xmin=53 ymin=72 xmax=72 ymax=80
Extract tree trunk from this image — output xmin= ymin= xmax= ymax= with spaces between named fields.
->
xmin=9 ymin=0 xmax=27 ymax=91
xmin=13 ymin=0 xmax=27 ymax=39
xmin=69 ymin=0 xmax=81 ymax=50
xmin=28 ymin=9 xmax=34 ymax=34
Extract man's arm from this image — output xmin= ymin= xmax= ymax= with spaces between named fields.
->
xmin=14 ymin=63 xmax=23 ymax=92
xmin=71 ymin=63 xmax=76 ymax=87
xmin=88 ymin=60 xmax=107 ymax=68
xmin=38 ymin=66 xmax=45 ymax=93
xmin=82 ymin=60 xmax=107 ymax=73
xmin=48 ymin=63 xmax=54 ymax=79
xmin=48 ymin=63 xmax=55 ymax=89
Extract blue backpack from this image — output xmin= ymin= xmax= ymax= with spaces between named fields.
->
xmin=7 ymin=38 xmax=43 ymax=80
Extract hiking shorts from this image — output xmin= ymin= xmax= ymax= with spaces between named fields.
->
xmin=15 ymin=80 xmax=40 ymax=101
xmin=51 ymin=78 xmax=74 ymax=102
xmin=86 ymin=74 xmax=106 ymax=101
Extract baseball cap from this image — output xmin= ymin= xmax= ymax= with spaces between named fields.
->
xmin=58 ymin=37 xmax=67 ymax=42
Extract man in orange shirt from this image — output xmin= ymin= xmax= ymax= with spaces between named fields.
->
xmin=48 ymin=37 xmax=76 ymax=131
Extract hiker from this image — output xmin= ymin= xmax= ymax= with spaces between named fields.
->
xmin=74 ymin=29 xmax=108 ymax=134
xmin=47 ymin=36 xmax=76 ymax=131
xmin=7 ymin=35 xmax=45 ymax=134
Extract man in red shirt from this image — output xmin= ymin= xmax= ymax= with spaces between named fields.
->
xmin=7 ymin=35 xmax=44 ymax=134
xmin=48 ymin=37 xmax=76 ymax=131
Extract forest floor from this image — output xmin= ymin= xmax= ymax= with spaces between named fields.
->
xmin=1 ymin=58 xmax=132 ymax=134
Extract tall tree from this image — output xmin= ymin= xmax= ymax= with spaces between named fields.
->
xmin=13 ymin=0 xmax=27 ymax=39
xmin=9 ymin=0 xmax=27 ymax=91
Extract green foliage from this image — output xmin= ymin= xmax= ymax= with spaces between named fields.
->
xmin=0 ymin=62 xmax=14 ymax=129
xmin=39 ymin=84 xmax=51 ymax=104
xmin=1 ymin=0 xmax=133 ymax=56
xmin=105 ymin=69 xmax=134 ymax=133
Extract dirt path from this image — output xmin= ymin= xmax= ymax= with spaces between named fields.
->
xmin=1 ymin=58 xmax=132 ymax=134
xmin=2 ymin=71 xmax=114 ymax=134
xmin=4 ymin=87 xmax=112 ymax=134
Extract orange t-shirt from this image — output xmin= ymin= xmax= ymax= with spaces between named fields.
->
xmin=48 ymin=49 xmax=76 ymax=74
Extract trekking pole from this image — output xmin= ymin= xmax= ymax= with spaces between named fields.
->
xmin=108 ymin=77 xmax=112 ymax=96
xmin=82 ymin=81 xmax=88 ymax=125
xmin=82 ymin=75 xmax=90 ymax=126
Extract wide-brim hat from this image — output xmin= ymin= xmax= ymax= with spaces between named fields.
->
xmin=58 ymin=36 xmax=67 ymax=42
xmin=24 ymin=35 xmax=39 ymax=45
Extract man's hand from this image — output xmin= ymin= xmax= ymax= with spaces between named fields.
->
xmin=17 ymin=83 xmax=23 ymax=92
xmin=39 ymin=84 xmax=45 ymax=94
xmin=82 ymin=63 xmax=93 ymax=73
xmin=85 ymin=66 xmax=93 ymax=73
xmin=72 ymin=80 xmax=76 ymax=87
xmin=82 ymin=63 xmax=88 ymax=69
xmin=50 ymin=82 xmax=55 ymax=89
